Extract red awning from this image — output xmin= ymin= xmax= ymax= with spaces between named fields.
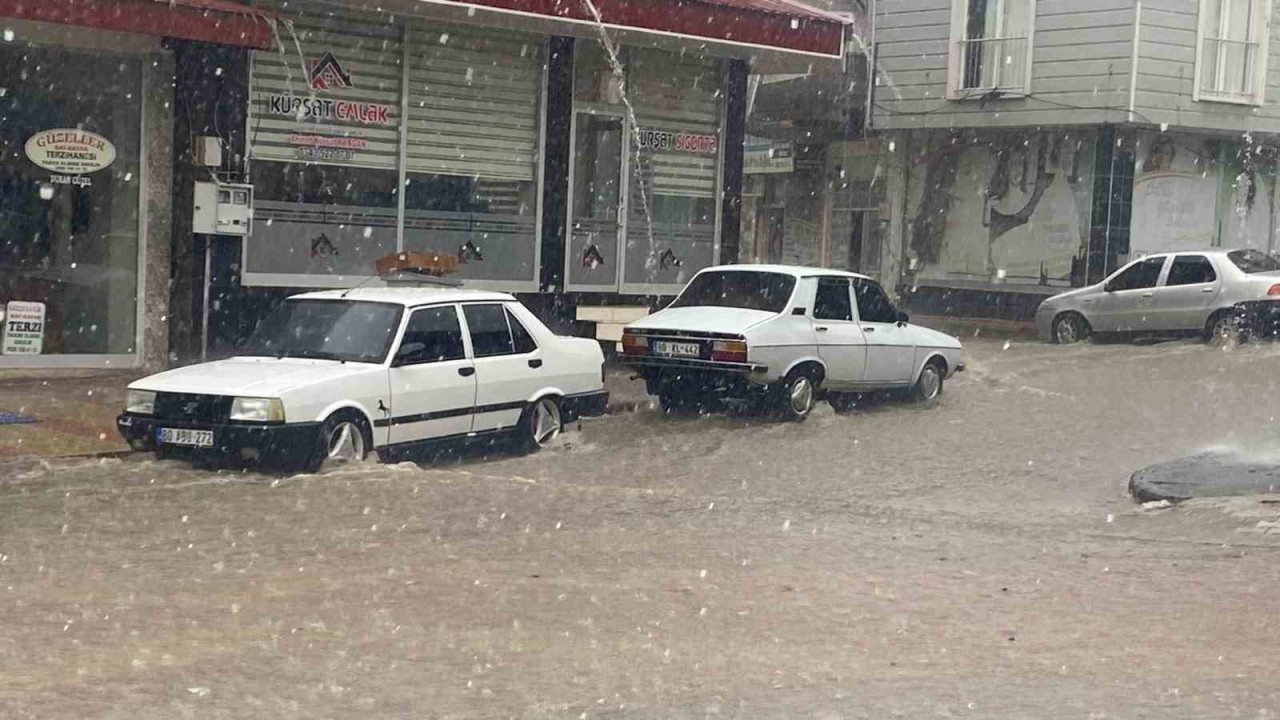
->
xmin=434 ymin=0 xmax=845 ymax=58
xmin=0 ymin=0 xmax=276 ymax=50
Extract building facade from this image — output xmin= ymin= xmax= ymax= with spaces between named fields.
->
xmin=0 ymin=0 xmax=844 ymax=369
xmin=872 ymin=0 xmax=1280 ymax=321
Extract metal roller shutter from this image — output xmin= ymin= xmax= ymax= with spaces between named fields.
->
xmin=405 ymin=21 xmax=543 ymax=182
xmin=630 ymin=49 xmax=721 ymax=198
xmin=248 ymin=0 xmax=402 ymax=169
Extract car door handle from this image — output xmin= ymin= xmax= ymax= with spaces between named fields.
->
xmin=528 ymin=358 xmax=543 ymax=369
xmin=1141 ymin=293 xmax=1154 ymax=298
xmin=458 ymin=366 xmax=475 ymax=377
xmin=815 ymin=326 xmax=829 ymax=332
xmin=863 ymin=326 xmax=875 ymax=332
xmin=1201 ymin=287 xmax=1215 ymax=293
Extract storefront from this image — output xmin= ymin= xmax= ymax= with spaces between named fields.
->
xmin=0 ymin=0 xmax=843 ymax=367
xmin=239 ymin=0 xmax=737 ymax=297
xmin=0 ymin=0 xmax=273 ymax=369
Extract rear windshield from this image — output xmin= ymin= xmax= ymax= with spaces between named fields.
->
xmin=669 ymin=271 xmax=796 ymax=313
xmin=1228 ymin=249 xmax=1280 ymax=274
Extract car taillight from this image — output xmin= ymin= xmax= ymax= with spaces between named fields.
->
xmin=711 ymin=339 xmax=748 ymax=363
xmin=1268 ymin=284 xmax=1280 ymax=297
xmin=621 ymin=333 xmax=648 ymax=355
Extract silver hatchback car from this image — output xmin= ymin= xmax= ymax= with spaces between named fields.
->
xmin=1036 ymin=249 xmax=1280 ymax=343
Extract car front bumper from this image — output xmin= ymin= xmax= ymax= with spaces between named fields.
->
xmin=1034 ymin=306 xmax=1055 ymax=342
xmin=117 ymin=413 xmax=322 ymax=464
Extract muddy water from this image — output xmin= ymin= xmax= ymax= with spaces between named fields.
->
xmin=2 ymin=339 xmax=1279 ymax=718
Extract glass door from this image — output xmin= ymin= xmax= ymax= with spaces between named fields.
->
xmin=566 ymin=111 xmax=627 ymax=291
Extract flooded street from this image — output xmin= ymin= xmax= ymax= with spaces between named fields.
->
xmin=3 ymin=338 xmax=1280 ymax=719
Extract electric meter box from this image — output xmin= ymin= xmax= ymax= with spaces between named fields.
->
xmin=193 ymin=181 xmax=254 ymax=236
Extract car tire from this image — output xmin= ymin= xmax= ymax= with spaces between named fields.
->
xmin=306 ymin=411 xmax=372 ymax=473
xmin=827 ymin=392 xmax=860 ymax=414
xmin=910 ymin=360 xmax=946 ymax=404
xmin=777 ymin=368 xmax=818 ymax=422
xmin=1051 ymin=313 xmax=1090 ymax=345
xmin=1205 ymin=311 xmax=1242 ymax=345
xmin=517 ymin=396 xmax=562 ymax=454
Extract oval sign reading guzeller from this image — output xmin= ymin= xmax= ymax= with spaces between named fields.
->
xmin=24 ymin=129 xmax=117 ymax=175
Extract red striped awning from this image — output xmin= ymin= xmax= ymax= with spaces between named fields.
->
xmin=0 ymin=0 xmax=276 ymax=50
xmin=436 ymin=0 xmax=846 ymax=58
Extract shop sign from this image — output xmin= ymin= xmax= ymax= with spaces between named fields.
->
xmin=637 ymin=129 xmax=718 ymax=155
xmin=310 ymin=52 xmax=353 ymax=91
xmin=288 ymin=133 xmax=368 ymax=162
xmin=266 ymin=95 xmax=392 ymax=125
xmin=744 ymin=139 xmax=794 ymax=174
xmin=25 ymin=129 xmax=116 ymax=175
xmin=2 ymin=301 xmax=46 ymax=355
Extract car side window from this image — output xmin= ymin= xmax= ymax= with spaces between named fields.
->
xmin=1107 ymin=256 xmax=1166 ymax=291
xmin=1166 ymin=255 xmax=1217 ymax=286
xmin=463 ymin=304 xmax=516 ymax=358
xmin=395 ymin=306 xmax=465 ymax=365
xmin=506 ymin=307 xmax=538 ymax=355
xmin=813 ymin=278 xmax=853 ymax=321
xmin=854 ymin=281 xmax=897 ymax=324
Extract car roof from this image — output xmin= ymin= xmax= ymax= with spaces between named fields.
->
xmin=1139 ymin=248 xmax=1248 ymax=258
xmin=291 ymin=286 xmax=516 ymax=307
xmin=699 ymin=264 xmax=874 ymax=281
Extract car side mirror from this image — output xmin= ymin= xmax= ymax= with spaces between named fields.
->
xmin=1103 ymin=282 xmax=1115 ymax=292
xmin=393 ymin=341 xmax=425 ymax=366
xmin=896 ymin=310 xmax=910 ymax=326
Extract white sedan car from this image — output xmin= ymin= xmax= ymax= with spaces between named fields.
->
xmin=118 ymin=287 xmax=608 ymax=471
xmin=621 ymin=265 xmax=964 ymax=419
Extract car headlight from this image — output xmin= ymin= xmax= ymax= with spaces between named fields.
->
xmin=229 ymin=397 xmax=286 ymax=423
xmin=125 ymin=389 xmax=156 ymax=415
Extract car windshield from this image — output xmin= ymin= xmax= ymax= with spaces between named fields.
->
xmin=669 ymin=271 xmax=796 ymax=313
xmin=238 ymin=299 xmax=403 ymax=364
xmin=1227 ymin=249 xmax=1280 ymax=273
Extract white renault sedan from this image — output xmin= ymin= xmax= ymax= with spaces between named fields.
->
xmin=118 ymin=287 xmax=608 ymax=471
xmin=621 ymin=265 xmax=964 ymax=420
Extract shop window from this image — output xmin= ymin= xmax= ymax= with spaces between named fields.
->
xmin=948 ymin=0 xmax=1036 ymax=97
xmin=1196 ymin=0 xmax=1270 ymax=104
xmin=248 ymin=162 xmax=398 ymax=279
xmin=0 ymin=45 xmax=141 ymax=356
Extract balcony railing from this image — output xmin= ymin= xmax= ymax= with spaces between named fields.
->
xmin=958 ymin=36 xmax=1030 ymax=93
xmin=1199 ymin=36 xmax=1259 ymax=101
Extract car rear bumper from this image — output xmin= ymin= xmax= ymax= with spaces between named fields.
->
xmin=117 ymin=413 xmax=321 ymax=464
xmin=621 ymin=355 xmax=768 ymax=375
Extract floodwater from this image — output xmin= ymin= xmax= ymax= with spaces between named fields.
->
xmin=2 ymin=338 xmax=1279 ymax=718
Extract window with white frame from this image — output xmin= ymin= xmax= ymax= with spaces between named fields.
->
xmin=948 ymin=0 xmax=1035 ymax=97
xmin=1196 ymin=0 xmax=1270 ymax=104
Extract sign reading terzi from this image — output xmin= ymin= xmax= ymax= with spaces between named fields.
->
xmin=25 ymin=129 xmax=116 ymax=175
xmin=2 ymin=301 xmax=46 ymax=355
xmin=636 ymin=129 xmax=718 ymax=155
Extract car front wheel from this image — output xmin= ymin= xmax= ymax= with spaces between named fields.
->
xmin=1052 ymin=313 xmax=1089 ymax=344
xmin=307 ymin=413 xmax=371 ymax=473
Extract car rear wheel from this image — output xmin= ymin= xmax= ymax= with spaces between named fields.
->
xmin=910 ymin=360 xmax=945 ymax=403
xmin=1052 ymin=313 xmax=1090 ymax=344
xmin=1205 ymin=311 xmax=1242 ymax=345
xmin=777 ymin=369 xmax=817 ymax=422
xmin=518 ymin=396 xmax=562 ymax=453
xmin=307 ymin=413 xmax=371 ymax=473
